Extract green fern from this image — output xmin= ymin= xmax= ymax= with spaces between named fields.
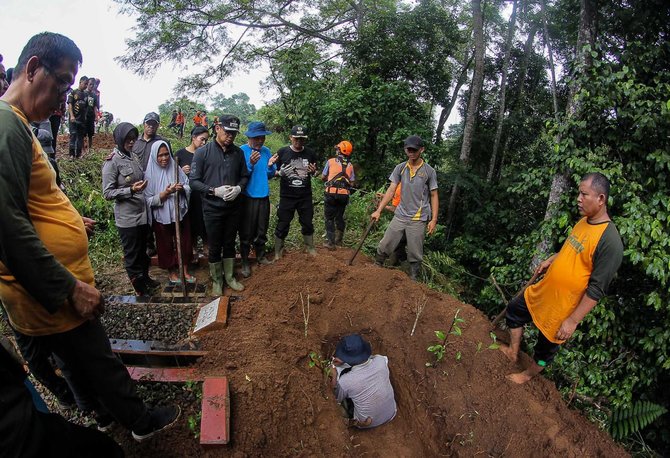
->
xmin=608 ymin=401 xmax=667 ymax=440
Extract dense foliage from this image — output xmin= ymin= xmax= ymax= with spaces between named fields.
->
xmin=116 ymin=0 xmax=670 ymax=452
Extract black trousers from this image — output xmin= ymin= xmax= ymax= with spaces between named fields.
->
xmin=14 ymin=319 xmax=149 ymax=431
xmin=505 ymin=294 xmax=560 ymax=365
xmin=324 ymin=193 xmax=349 ymax=235
xmin=240 ymin=196 xmax=270 ymax=257
xmin=117 ymin=224 xmax=150 ymax=283
xmin=275 ymin=195 xmax=314 ymax=239
xmin=204 ymin=205 xmax=240 ymax=262
xmin=49 ymin=114 xmax=61 ymax=151
xmin=68 ymin=121 xmax=85 ymax=157
xmin=0 ymin=371 xmax=123 ymax=457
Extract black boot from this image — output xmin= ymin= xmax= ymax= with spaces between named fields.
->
xmin=409 ymin=262 xmax=421 ymax=281
xmin=374 ymin=253 xmax=387 ymax=266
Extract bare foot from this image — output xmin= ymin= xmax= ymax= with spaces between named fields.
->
xmin=498 ymin=343 xmax=518 ymax=363
xmin=506 ymin=371 xmax=533 ymax=384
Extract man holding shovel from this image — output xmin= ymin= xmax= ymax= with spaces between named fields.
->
xmin=370 ymin=135 xmax=439 ymax=280
xmin=499 ymin=172 xmax=623 ymax=383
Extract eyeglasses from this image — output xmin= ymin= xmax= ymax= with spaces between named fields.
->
xmin=40 ymin=61 xmax=73 ymax=95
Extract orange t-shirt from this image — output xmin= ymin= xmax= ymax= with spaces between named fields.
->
xmin=0 ymin=106 xmax=93 ymax=336
xmin=193 ymin=114 xmax=203 ymax=126
xmin=525 ymin=218 xmax=609 ymax=343
xmin=391 ymin=184 xmax=402 ymax=208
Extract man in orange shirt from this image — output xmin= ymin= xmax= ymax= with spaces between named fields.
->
xmin=0 ymin=32 xmax=180 ymax=448
xmin=499 ymin=173 xmax=623 ymax=383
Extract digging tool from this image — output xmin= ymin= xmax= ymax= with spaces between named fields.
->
xmin=174 ymin=158 xmax=187 ymax=297
xmin=490 ymin=271 xmax=540 ymax=329
xmin=348 ymin=220 xmax=375 ymax=266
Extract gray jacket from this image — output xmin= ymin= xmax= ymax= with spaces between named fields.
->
xmin=102 ymin=148 xmax=148 ymax=228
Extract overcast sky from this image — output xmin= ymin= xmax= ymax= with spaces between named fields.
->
xmin=1 ymin=0 xmax=267 ymax=123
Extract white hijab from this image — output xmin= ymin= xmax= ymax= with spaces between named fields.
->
xmin=144 ymin=140 xmax=190 ymax=224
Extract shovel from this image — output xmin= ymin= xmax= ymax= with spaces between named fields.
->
xmin=347 ymin=220 xmax=375 ymax=266
xmin=174 ymin=158 xmax=187 ymax=297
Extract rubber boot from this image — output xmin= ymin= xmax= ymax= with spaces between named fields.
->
xmin=409 ymin=262 xmax=421 ymax=281
xmin=256 ymin=247 xmax=273 ymax=265
xmin=208 ymin=262 xmax=223 ymax=296
xmin=223 ymin=258 xmax=244 ymax=291
xmin=335 ymin=229 xmax=344 ymax=247
xmin=303 ymin=235 xmax=317 ymax=256
xmin=374 ymin=252 xmax=388 ymax=266
xmin=324 ymin=230 xmax=336 ymax=251
xmin=274 ymin=236 xmax=285 ymax=261
xmin=240 ymin=257 xmax=251 ymax=278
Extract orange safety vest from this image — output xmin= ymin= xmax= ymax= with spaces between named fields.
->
xmin=175 ymin=113 xmax=184 ymax=124
xmin=325 ymin=157 xmax=354 ymax=195
xmin=193 ymin=114 xmax=202 ymax=126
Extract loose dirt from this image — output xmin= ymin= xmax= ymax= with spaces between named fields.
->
xmin=114 ymin=248 xmax=627 ymax=457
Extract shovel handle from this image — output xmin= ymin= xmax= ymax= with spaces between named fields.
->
xmin=348 ymin=220 xmax=375 ymax=266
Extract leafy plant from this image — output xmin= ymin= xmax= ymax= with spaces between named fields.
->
xmin=187 ymin=411 xmax=202 ymax=439
xmin=426 ymin=309 xmax=465 ymax=367
xmin=488 ymin=332 xmax=500 ymax=350
xmin=308 ymin=351 xmax=332 ymax=378
xmin=608 ymin=401 xmax=667 ymax=440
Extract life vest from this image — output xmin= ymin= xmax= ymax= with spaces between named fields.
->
xmin=325 ymin=157 xmax=354 ymax=195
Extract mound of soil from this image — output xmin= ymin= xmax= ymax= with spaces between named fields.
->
xmin=122 ymin=249 xmax=626 ymax=457
xmin=55 ymin=132 xmax=116 ymax=158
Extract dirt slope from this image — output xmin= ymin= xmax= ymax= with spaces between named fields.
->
xmin=134 ymin=248 xmax=626 ymax=457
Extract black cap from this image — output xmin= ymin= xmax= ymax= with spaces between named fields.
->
xmin=143 ymin=112 xmax=160 ymax=124
xmin=403 ymin=135 xmax=424 ymax=149
xmin=219 ymin=115 xmax=240 ymax=132
xmin=290 ymin=125 xmax=308 ymax=138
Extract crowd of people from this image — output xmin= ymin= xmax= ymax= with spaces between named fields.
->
xmin=0 ymin=30 xmax=624 ymax=455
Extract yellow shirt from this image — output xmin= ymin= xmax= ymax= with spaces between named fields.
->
xmin=525 ymin=218 xmax=609 ymax=344
xmin=0 ymin=105 xmax=93 ymax=336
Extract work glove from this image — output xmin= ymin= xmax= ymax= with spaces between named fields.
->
xmin=214 ymin=185 xmax=231 ymax=199
xmin=223 ymin=185 xmax=241 ymax=201
xmin=278 ymin=163 xmax=296 ymax=177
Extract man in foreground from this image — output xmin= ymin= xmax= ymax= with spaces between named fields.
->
xmin=499 ymin=172 xmax=624 ymax=383
xmin=189 ymin=115 xmax=249 ymax=295
xmin=321 ymin=140 xmax=356 ymax=250
xmin=0 ymin=32 xmax=179 ymax=446
xmin=329 ymin=334 xmax=397 ymax=428
xmin=239 ymin=121 xmax=277 ymax=276
xmin=273 ymin=125 xmax=318 ymax=258
xmin=371 ymin=135 xmax=439 ymax=280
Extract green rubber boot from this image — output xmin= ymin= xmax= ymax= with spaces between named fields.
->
xmin=303 ymin=234 xmax=317 ymax=256
xmin=274 ymin=236 xmax=285 ymax=261
xmin=223 ymin=258 xmax=244 ymax=291
xmin=208 ymin=262 xmax=223 ymax=296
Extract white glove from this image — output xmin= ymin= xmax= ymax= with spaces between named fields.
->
xmin=278 ymin=163 xmax=296 ymax=177
xmin=214 ymin=185 xmax=230 ymax=199
xmin=223 ymin=185 xmax=241 ymax=201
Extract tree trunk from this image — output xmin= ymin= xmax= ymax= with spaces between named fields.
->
xmin=445 ymin=0 xmax=485 ymax=230
xmin=435 ymin=53 xmax=473 ymax=144
xmin=496 ymin=23 xmax=538 ymax=181
xmin=532 ymin=0 xmax=596 ymax=267
xmin=540 ymin=0 xmax=559 ymax=120
xmin=486 ymin=0 xmax=518 ymax=182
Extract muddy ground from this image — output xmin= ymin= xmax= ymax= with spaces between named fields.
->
xmin=105 ymin=249 xmax=626 ymax=457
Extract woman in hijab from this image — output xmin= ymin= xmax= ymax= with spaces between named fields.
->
xmin=144 ymin=140 xmax=195 ymax=283
xmin=102 ymin=122 xmax=160 ymax=295
xmin=175 ymin=126 xmax=209 ymax=262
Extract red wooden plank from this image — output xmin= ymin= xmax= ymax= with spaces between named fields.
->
xmin=126 ymin=366 xmax=203 ymax=382
xmin=200 ymin=377 xmax=230 ymax=445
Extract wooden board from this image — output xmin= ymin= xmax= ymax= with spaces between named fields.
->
xmin=200 ymin=377 xmax=231 ymax=445
xmin=126 ymin=366 xmax=202 ymax=382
